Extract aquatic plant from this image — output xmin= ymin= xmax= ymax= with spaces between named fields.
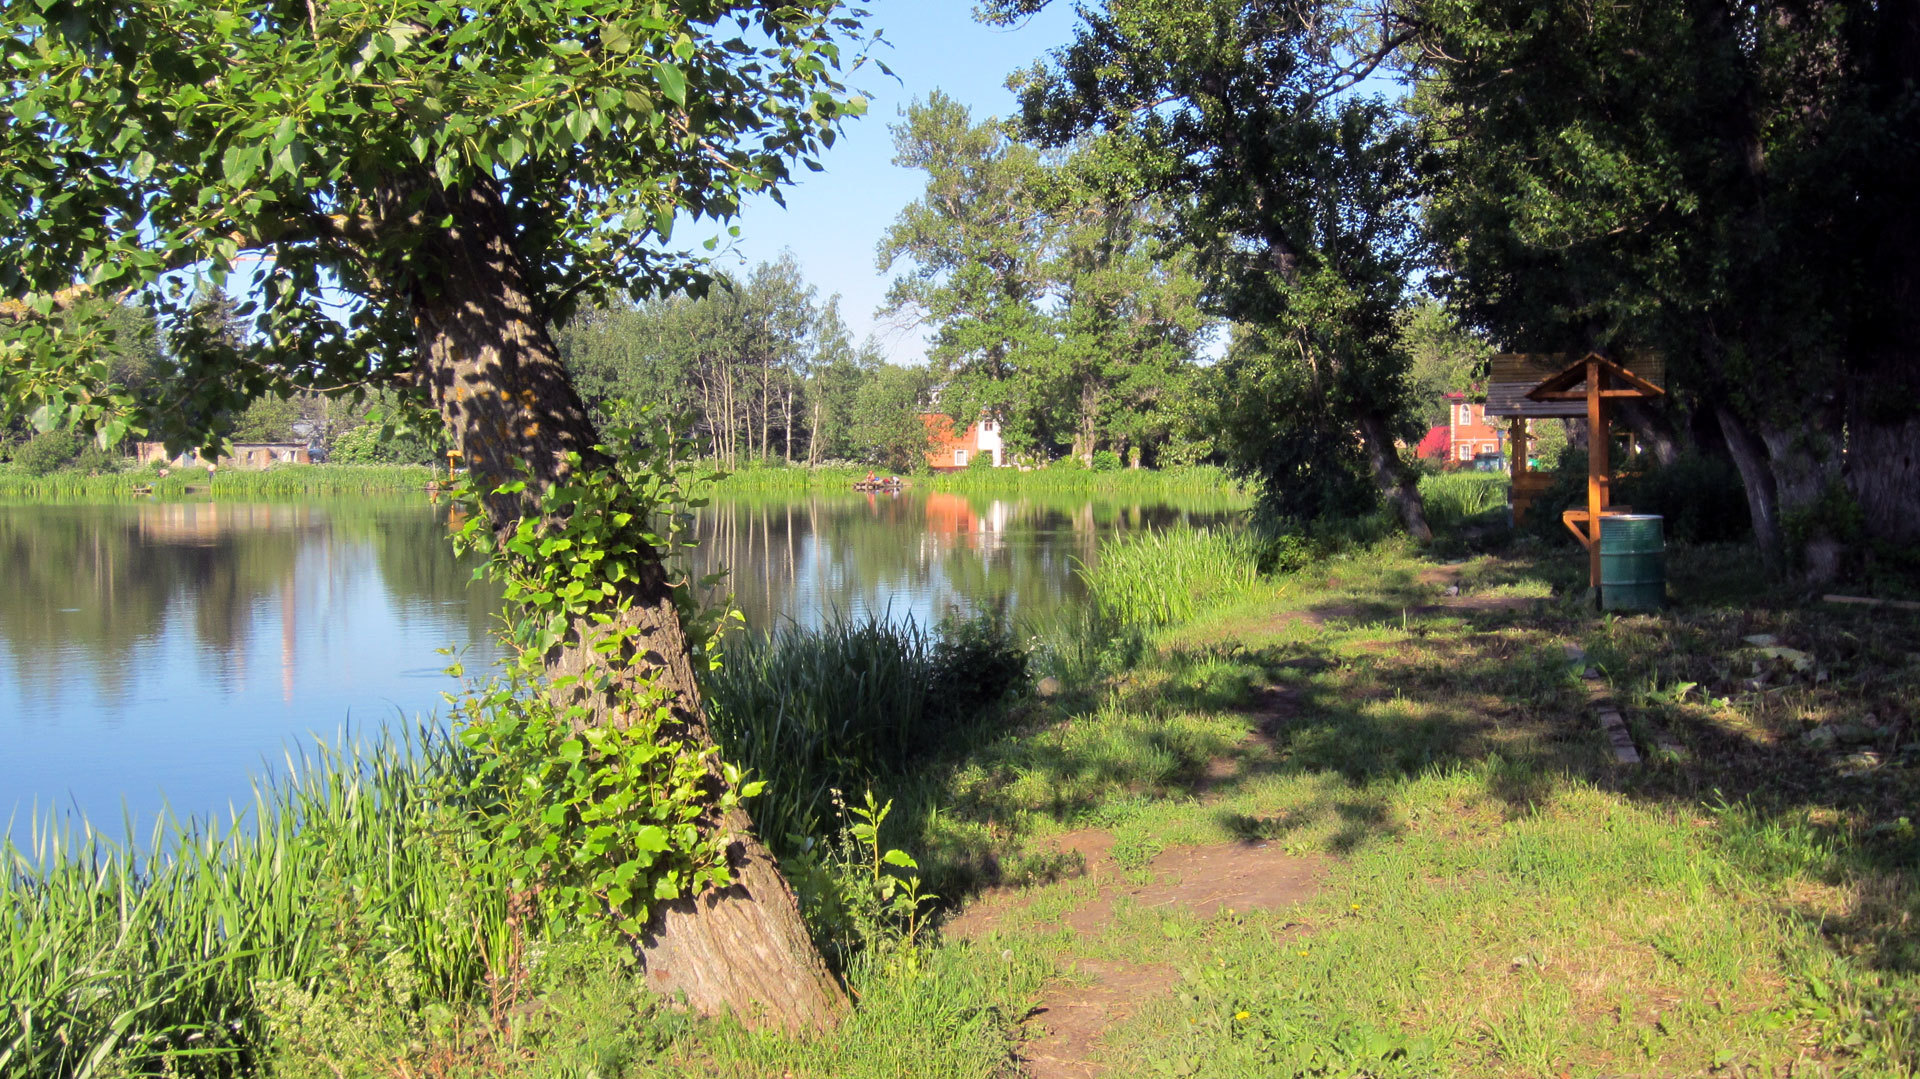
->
xmin=0 ymin=731 xmax=510 ymax=1077
xmin=1079 ymin=527 xmax=1265 ymax=627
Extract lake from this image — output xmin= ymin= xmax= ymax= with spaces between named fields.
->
xmin=0 ymin=489 xmax=1241 ymax=839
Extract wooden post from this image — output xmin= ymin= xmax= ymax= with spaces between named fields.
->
xmin=1508 ymin=416 xmax=1528 ymax=525
xmin=1586 ymin=358 xmax=1608 ymax=589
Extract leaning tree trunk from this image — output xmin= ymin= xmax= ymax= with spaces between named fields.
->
xmin=1356 ymin=411 xmax=1432 ymax=543
xmin=407 ymin=182 xmax=846 ymax=1032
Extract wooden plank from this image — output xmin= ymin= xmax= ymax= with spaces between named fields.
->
xmin=1822 ymin=594 xmax=1920 ymax=612
xmin=1528 ymin=389 xmax=1661 ymax=400
xmin=1509 ymin=417 xmax=1528 ymax=525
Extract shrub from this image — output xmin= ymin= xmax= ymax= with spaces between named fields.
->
xmin=11 ymin=428 xmax=82 ymax=475
xmin=1090 ymin=448 xmax=1122 ymax=472
xmin=1616 ymin=452 xmax=1752 ymax=544
xmin=966 ymin=449 xmax=996 ymax=471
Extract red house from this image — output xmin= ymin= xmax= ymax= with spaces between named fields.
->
xmin=1443 ymin=392 xmax=1504 ymax=466
xmin=919 ymin=413 xmax=1006 ymax=471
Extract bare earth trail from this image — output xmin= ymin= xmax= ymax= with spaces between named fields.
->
xmin=938 ymin=567 xmax=1524 ymax=1077
xmin=943 ymin=680 xmax=1329 ymax=1078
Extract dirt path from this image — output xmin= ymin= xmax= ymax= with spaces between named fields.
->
xmin=947 ymin=829 xmax=1325 ymax=1077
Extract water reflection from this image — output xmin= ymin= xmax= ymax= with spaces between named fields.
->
xmin=0 ymin=489 xmax=1242 ymax=839
xmin=0 ymin=499 xmax=503 ymax=837
xmin=688 ymin=490 xmax=1242 ymax=630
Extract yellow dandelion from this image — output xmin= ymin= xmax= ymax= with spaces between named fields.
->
xmin=1234 ymin=1011 xmax=1252 ymax=1021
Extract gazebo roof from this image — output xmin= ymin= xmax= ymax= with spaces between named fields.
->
xmin=1483 ymin=352 xmax=1666 ymax=417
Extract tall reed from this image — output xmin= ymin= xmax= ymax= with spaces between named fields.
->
xmin=927 ymin=464 xmax=1244 ymax=499
xmin=0 ymin=731 xmax=508 ymax=1078
xmin=1079 ymin=527 xmax=1264 ymax=627
xmin=701 ymin=613 xmax=1028 ymax=849
xmin=1418 ymin=472 xmax=1509 ymax=532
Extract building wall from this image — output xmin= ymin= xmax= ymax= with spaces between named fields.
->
xmin=1445 ymin=397 xmax=1503 ymax=463
xmin=920 ymin=413 xmax=1004 ymax=471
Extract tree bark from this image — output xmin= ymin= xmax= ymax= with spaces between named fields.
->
xmin=1613 ymin=400 xmax=1681 ymax=466
xmin=1356 ymin=411 xmax=1432 ymax=542
xmin=1715 ymin=405 xmax=1781 ymax=572
xmin=407 ymin=181 xmax=846 ymax=1031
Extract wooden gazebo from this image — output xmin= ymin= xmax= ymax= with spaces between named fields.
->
xmin=1483 ymin=352 xmax=1666 ymax=590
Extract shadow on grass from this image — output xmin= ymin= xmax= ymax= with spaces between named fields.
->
xmin=901 ymin=540 xmax=1920 ymax=976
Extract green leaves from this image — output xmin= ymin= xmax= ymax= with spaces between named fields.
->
xmin=0 ymin=0 xmax=871 ymax=454
xmin=445 ymin=408 xmax=751 ymax=937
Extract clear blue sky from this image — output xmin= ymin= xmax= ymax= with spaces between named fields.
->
xmin=699 ymin=1 xmax=1084 ymax=364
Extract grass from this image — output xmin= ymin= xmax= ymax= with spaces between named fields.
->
xmin=705 ymin=460 xmax=1249 ymax=500
xmin=1418 ymin=470 xmax=1509 ymax=532
xmin=1080 ymin=526 xmax=1265 ymax=627
xmin=0 ymin=462 xmax=435 ymax=498
xmin=15 ymin=518 xmax=1920 ymax=1077
xmin=643 ymin=533 xmax=1920 ymax=1077
xmin=0 ymin=731 xmax=512 ymax=1078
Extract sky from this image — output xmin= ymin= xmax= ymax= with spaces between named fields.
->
xmin=693 ymin=1 xmax=1085 ymax=365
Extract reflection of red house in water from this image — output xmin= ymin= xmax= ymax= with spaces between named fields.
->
xmin=923 ymin=493 xmax=976 ymax=536
xmin=920 ymin=493 xmax=1011 ymax=555
xmin=919 ymin=413 xmax=1006 ymax=471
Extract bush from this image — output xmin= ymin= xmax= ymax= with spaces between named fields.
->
xmin=328 ymin=422 xmax=441 ymax=465
xmin=966 ymin=450 xmax=997 ymax=471
xmin=1616 ymin=452 xmax=1752 ymax=544
xmin=11 ymin=428 xmax=83 ymax=475
xmin=72 ymin=442 xmax=127 ymax=474
xmin=1090 ymin=448 xmax=1122 ymax=472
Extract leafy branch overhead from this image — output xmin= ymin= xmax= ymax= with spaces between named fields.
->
xmin=1 ymin=1 xmax=873 ymax=451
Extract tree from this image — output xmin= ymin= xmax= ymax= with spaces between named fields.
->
xmin=878 ymin=92 xmax=1055 ymax=450
xmin=880 ymin=94 xmax=1214 ymax=465
xmin=847 ymin=362 xmax=932 ymax=471
xmin=1413 ymin=0 xmax=1920 ymax=575
xmin=0 ymin=0 xmax=871 ymax=1030
xmin=996 ymin=0 xmax=1434 ymax=538
xmin=1398 ymin=297 xmax=1490 ymax=428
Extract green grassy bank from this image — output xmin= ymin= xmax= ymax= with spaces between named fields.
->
xmin=0 ymin=462 xmax=436 ymax=498
xmin=709 ymin=461 xmax=1248 ymax=500
xmin=10 ymin=514 xmax=1918 ymax=1077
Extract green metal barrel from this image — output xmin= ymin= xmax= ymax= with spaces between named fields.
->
xmin=1600 ymin=514 xmax=1665 ymax=611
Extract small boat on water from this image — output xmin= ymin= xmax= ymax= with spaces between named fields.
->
xmin=852 ymin=478 xmax=906 ymax=492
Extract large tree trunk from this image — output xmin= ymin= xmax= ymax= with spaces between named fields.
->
xmin=407 ymin=181 xmax=846 ymax=1032
xmin=1715 ymin=404 xmax=1782 ymax=572
xmin=1356 ymin=411 xmax=1432 ymax=542
xmin=1756 ymin=408 xmax=1848 ymax=583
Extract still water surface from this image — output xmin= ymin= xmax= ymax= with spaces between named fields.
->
xmin=0 ymin=490 xmax=1240 ymax=838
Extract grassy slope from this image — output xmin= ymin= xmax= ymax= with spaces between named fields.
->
xmin=638 ymin=540 xmax=1920 ymax=1078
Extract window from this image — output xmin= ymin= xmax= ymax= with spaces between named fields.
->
xmin=1458 ymin=444 xmax=1473 ymax=461
xmin=980 ymin=419 xmax=994 ymax=433
xmin=954 ymin=450 xmax=967 ymax=466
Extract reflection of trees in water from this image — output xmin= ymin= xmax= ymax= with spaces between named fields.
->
xmin=0 ymin=500 xmax=503 ymax=699
xmin=687 ymin=492 xmax=1240 ymax=632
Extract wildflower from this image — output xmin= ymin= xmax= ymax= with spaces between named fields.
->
xmin=1234 ymin=1010 xmax=1252 ymax=1021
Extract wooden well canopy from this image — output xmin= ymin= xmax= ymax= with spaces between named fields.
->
xmin=1518 ymin=352 xmax=1666 ymax=589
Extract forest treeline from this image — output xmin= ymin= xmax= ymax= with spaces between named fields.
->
xmin=5 ymin=0 xmax=1914 ymax=582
